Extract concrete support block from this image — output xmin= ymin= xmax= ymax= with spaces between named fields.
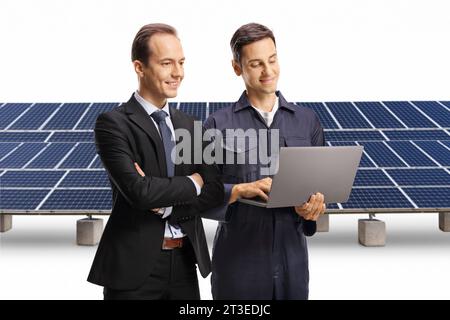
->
xmin=358 ymin=219 xmax=386 ymax=247
xmin=439 ymin=212 xmax=450 ymax=232
xmin=77 ymin=218 xmax=103 ymax=246
xmin=316 ymin=214 xmax=329 ymax=232
xmin=0 ymin=215 xmax=12 ymax=233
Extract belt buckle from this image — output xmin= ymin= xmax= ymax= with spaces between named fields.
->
xmin=162 ymin=237 xmax=183 ymax=250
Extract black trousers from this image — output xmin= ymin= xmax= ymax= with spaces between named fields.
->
xmin=104 ymin=240 xmax=200 ymax=300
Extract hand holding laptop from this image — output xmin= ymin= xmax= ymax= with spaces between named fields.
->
xmin=295 ymin=192 xmax=326 ymax=221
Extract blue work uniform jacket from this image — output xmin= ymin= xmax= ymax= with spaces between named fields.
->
xmin=203 ymin=91 xmax=325 ymax=300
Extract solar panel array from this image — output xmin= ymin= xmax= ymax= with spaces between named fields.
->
xmin=1 ymin=100 xmax=449 ymax=212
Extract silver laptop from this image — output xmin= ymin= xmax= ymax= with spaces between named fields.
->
xmin=238 ymin=146 xmax=363 ymax=208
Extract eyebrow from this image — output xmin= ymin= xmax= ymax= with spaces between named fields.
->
xmin=247 ymin=53 xmax=277 ymax=64
xmin=158 ymin=57 xmax=186 ymax=62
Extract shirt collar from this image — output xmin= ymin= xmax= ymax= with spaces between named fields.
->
xmin=233 ymin=90 xmax=295 ymax=113
xmin=134 ymin=90 xmax=170 ymax=117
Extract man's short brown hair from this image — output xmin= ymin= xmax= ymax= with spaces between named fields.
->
xmin=131 ymin=23 xmax=178 ymax=65
xmin=230 ymin=23 xmax=276 ymax=65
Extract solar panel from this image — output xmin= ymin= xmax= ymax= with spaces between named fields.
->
xmin=410 ymin=101 xmax=450 ymax=127
xmin=179 ymin=102 xmax=207 ymax=121
xmin=0 ymin=103 xmax=32 ymax=129
xmin=1 ymin=171 xmax=65 ymax=187
xmin=354 ymin=102 xmax=405 ymax=128
xmin=296 ymin=102 xmax=339 ymax=129
xmin=40 ymin=189 xmax=112 ymax=210
xmin=383 ymin=130 xmax=450 ymax=141
xmin=59 ymin=170 xmax=109 ymax=188
xmin=1 ymin=100 xmax=449 ymax=214
xmin=342 ymin=188 xmax=413 ymax=209
xmin=59 ymin=143 xmax=97 ymax=169
xmin=49 ymin=132 xmax=94 ymax=142
xmin=26 ymin=143 xmax=75 ymax=168
xmin=8 ymin=103 xmax=61 ymax=130
xmin=0 ymin=143 xmax=47 ymax=169
xmin=387 ymin=141 xmax=438 ymax=167
xmin=358 ymin=142 xmax=407 ymax=167
xmin=0 ymin=132 xmax=49 ymax=142
xmin=354 ymin=170 xmax=394 ymax=187
xmin=0 ymin=189 xmax=50 ymax=210
xmin=325 ymin=102 xmax=372 ymax=129
xmin=43 ymin=103 xmax=90 ymax=129
xmin=382 ymin=101 xmax=437 ymax=128
xmin=75 ymin=103 xmax=119 ymax=130
xmin=386 ymin=169 xmax=450 ymax=186
xmin=413 ymin=141 xmax=450 ymax=166
xmin=325 ymin=130 xmax=384 ymax=142
xmin=0 ymin=143 xmax=20 ymax=160
xmin=403 ymin=187 xmax=450 ymax=207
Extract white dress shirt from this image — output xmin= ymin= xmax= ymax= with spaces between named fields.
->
xmin=134 ymin=91 xmax=201 ymax=238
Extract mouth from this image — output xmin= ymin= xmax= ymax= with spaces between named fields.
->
xmin=165 ymin=81 xmax=180 ymax=89
xmin=259 ymin=78 xmax=275 ymax=84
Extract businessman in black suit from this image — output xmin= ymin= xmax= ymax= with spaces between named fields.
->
xmin=87 ymin=23 xmax=224 ymax=300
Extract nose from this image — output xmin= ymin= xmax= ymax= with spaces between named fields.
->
xmin=172 ymin=63 xmax=183 ymax=79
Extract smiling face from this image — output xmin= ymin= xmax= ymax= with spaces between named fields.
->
xmin=134 ymin=33 xmax=185 ymax=107
xmin=233 ymin=37 xmax=279 ymax=97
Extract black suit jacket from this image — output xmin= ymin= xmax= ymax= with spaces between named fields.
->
xmin=87 ymin=95 xmax=224 ymax=290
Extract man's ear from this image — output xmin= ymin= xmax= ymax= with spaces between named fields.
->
xmin=133 ymin=60 xmax=145 ymax=78
xmin=232 ymin=59 xmax=242 ymax=76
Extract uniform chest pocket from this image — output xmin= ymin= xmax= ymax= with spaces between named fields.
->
xmin=221 ymin=136 xmax=260 ymax=183
xmin=283 ymin=136 xmax=312 ymax=147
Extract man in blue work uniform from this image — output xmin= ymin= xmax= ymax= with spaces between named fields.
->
xmin=203 ymin=23 xmax=326 ymax=300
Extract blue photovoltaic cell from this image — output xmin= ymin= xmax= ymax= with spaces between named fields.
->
xmin=75 ymin=103 xmax=118 ymax=130
xmin=387 ymin=141 xmax=437 ymax=167
xmin=0 ymin=103 xmax=32 ymax=129
xmin=0 ymin=143 xmax=20 ymax=159
xmin=59 ymin=143 xmax=97 ymax=169
xmin=27 ymin=143 xmax=75 ymax=168
xmin=386 ymin=169 xmax=450 ymax=186
xmin=411 ymin=101 xmax=450 ymax=127
xmin=327 ymin=203 xmax=340 ymax=209
xmin=59 ymin=170 xmax=110 ymax=187
xmin=43 ymin=103 xmax=90 ymax=129
xmin=90 ymin=156 xmax=104 ymax=169
xmin=40 ymin=189 xmax=112 ymax=210
xmin=354 ymin=102 xmax=404 ymax=128
xmin=0 ymin=132 xmax=49 ymax=142
xmin=342 ymin=188 xmax=413 ymax=209
xmin=9 ymin=103 xmax=60 ymax=130
xmin=403 ymin=187 xmax=450 ymax=208
xmin=414 ymin=141 xmax=450 ymax=166
xmin=354 ymin=170 xmax=394 ymax=187
xmin=296 ymin=102 xmax=339 ymax=129
xmin=0 ymin=189 xmax=50 ymax=210
xmin=383 ymin=130 xmax=450 ymax=141
xmin=325 ymin=102 xmax=372 ymax=129
xmin=382 ymin=101 xmax=436 ymax=128
xmin=179 ymin=102 xmax=207 ymax=121
xmin=328 ymin=141 xmax=375 ymax=167
xmin=358 ymin=142 xmax=407 ymax=167
xmin=325 ymin=130 xmax=384 ymax=142
xmin=1 ymin=171 xmax=64 ymax=187
xmin=209 ymin=102 xmax=233 ymax=116
xmin=169 ymin=102 xmax=178 ymax=109
xmin=0 ymin=143 xmax=47 ymax=169
xmin=49 ymin=132 xmax=94 ymax=142
xmin=441 ymin=141 xmax=450 ymax=149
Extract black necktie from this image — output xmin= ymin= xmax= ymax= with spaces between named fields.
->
xmin=150 ymin=110 xmax=175 ymax=177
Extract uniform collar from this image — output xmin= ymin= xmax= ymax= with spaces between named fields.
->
xmin=233 ymin=90 xmax=295 ymax=113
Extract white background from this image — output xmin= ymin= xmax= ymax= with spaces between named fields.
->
xmin=1 ymin=0 xmax=450 ymax=300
